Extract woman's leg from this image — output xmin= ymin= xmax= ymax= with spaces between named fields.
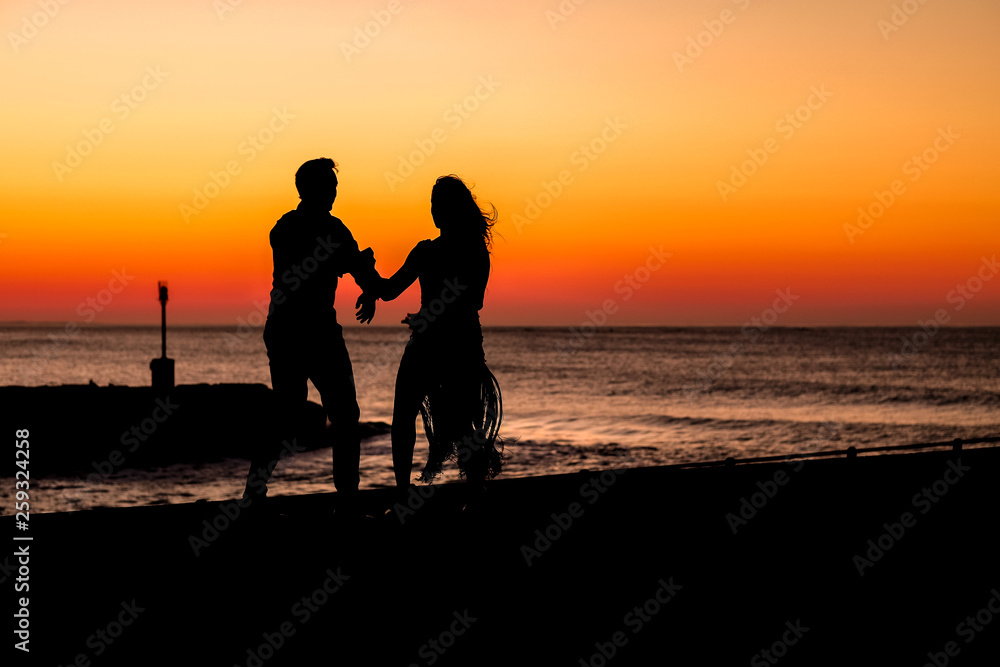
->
xmin=391 ymin=345 xmax=426 ymax=491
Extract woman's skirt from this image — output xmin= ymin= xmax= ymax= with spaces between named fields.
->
xmin=405 ymin=325 xmax=505 ymax=482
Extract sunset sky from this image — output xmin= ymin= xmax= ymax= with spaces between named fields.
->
xmin=2 ymin=0 xmax=998 ymax=326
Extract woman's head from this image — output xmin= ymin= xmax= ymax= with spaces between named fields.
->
xmin=431 ymin=175 xmax=496 ymax=247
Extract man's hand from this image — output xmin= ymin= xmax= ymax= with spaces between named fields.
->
xmin=358 ymin=247 xmax=376 ymax=271
xmin=355 ymin=293 xmax=377 ymax=324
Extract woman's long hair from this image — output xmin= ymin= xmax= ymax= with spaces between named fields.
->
xmin=431 ymin=175 xmax=497 ymax=249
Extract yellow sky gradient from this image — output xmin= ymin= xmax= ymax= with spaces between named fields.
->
xmin=2 ymin=0 xmax=998 ymax=325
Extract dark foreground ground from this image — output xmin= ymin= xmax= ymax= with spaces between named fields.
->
xmin=5 ymin=446 xmax=999 ymax=666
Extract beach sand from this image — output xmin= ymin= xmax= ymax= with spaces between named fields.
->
xmin=6 ymin=444 xmax=999 ymax=665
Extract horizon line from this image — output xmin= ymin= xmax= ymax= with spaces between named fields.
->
xmin=3 ymin=321 xmax=1000 ymax=329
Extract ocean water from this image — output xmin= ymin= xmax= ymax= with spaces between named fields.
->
xmin=2 ymin=324 xmax=998 ymax=513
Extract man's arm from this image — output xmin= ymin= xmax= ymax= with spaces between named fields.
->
xmin=348 ymin=246 xmax=381 ymax=292
xmin=331 ymin=218 xmax=379 ymax=290
xmin=346 ymin=247 xmax=379 ymax=324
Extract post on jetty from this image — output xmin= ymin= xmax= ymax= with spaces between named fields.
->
xmin=150 ymin=280 xmax=175 ymax=393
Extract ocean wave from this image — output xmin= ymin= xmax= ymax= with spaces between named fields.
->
xmin=673 ymin=379 xmax=1000 ymax=408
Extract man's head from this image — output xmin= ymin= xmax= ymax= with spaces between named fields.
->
xmin=295 ymin=158 xmax=338 ymax=210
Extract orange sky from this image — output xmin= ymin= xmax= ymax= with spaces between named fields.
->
xmin=2 ymin=0 xmax=998 ymax=326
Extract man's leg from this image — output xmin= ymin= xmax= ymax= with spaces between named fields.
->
xmin=245 ymin=352 xmax=308 ymax=500
xmin=310 ymin=327 xmax=361 ymax=497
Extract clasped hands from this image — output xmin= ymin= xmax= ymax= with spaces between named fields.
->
xmin=355 ymin=247 xmax=379 ymax=324
xmin=352 ymin=248 xmax=421 ymax=329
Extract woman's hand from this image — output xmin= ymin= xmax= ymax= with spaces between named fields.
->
xmin=355 ymin=293 xmax=377 ymax=324
xmin=401 ymin=310 xmax=427 ymax=332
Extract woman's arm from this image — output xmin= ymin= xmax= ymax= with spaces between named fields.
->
xmin=377 ymin=242 xmax=427 ymax=302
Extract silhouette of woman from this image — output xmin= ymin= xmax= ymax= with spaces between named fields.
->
xmin=362 ymin=175 xmax=504 ymax=504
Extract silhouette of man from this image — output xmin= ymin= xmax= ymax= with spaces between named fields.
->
xmin=243 ymin=157 xmax=380 ymax=513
